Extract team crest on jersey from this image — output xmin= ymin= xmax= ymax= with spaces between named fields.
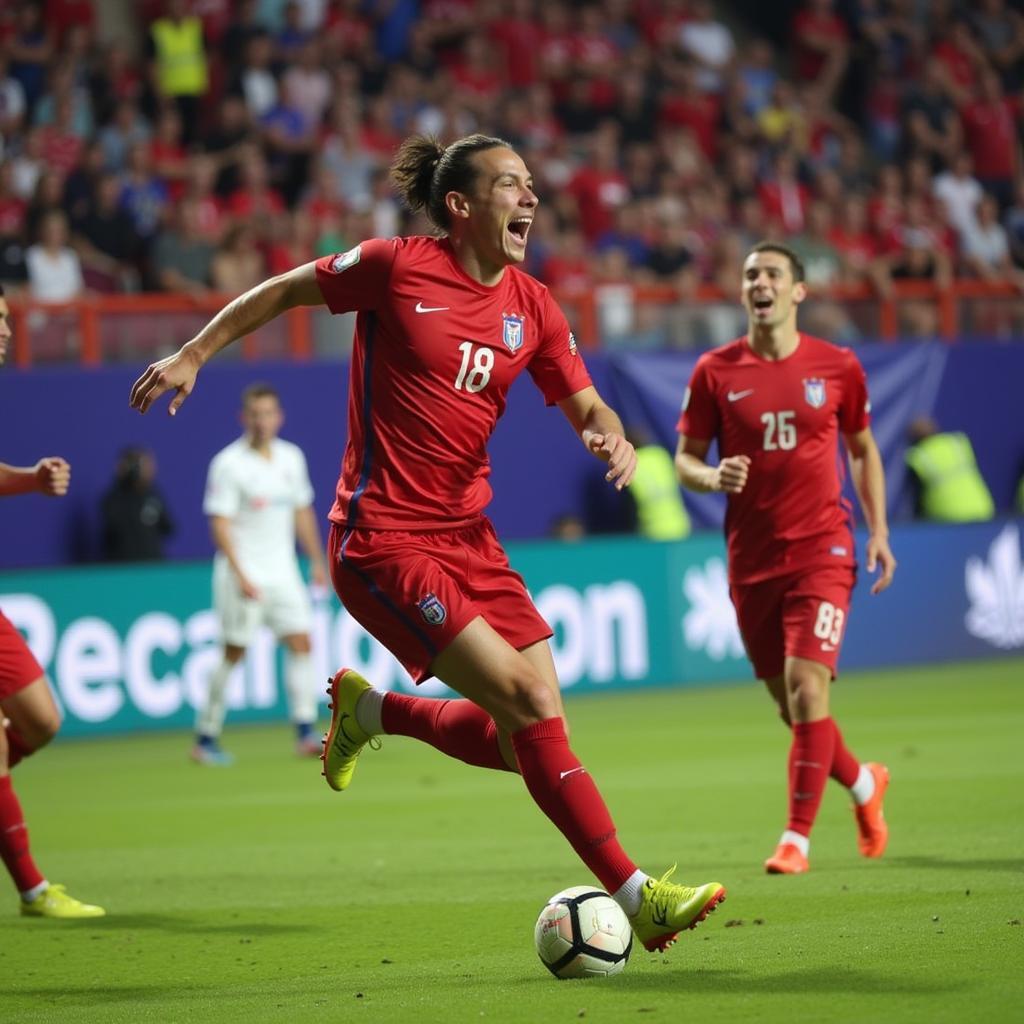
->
xmin=803 ymin=378 xmax=827 ymax=409
xmin=502 ymin=313 xmax=524 ymax=353
xmin=417 ymin=592 xmax=447 ymax=626
xmin=331 ymin=245 xmax=361 ymax=273
xmin=568 ymin=330 xmax=578 ymax=356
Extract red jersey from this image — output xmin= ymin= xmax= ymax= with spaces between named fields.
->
xmin=315 ymin=236 xmax=591 ymax=530
xmin=677 ymin=334 xmax=870 ymax=584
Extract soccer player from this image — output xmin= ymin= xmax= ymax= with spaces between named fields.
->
xmin=129 ymin=133 xmax=726 ymax=953
xmin=675 ymin=242 xmax=897 ymax=874
xmin=0 ymin=286 xmax=104 ymax=918
xmin=193 ymin=383 xmax=328 ymax=764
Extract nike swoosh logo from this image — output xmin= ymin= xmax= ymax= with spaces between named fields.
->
xmin=727 ymin=389 xmax=754 ymax=402
xmin=415 ymin=301 xmax=449 ymax=313
xmin=821 ymin=643 xmax=836 ymax=651
xmin=559 ymin=767 xmax=586 ymax=781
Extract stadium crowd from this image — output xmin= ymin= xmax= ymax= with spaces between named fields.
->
xmin=1 ymin=0 xmax=1024 ymax=344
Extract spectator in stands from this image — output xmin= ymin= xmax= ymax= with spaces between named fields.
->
xmin=118 ymin=140 xmax=169 ymax=246
xmin=933 ymin=150 xmax=984 ymax=242
xmin=224 ymin=144 xmax=284 ymax=223
xmin=210 ymin=222 xmax=264 ymax=296
xmin=32 ymin=60 xmax=93 ymax=140
xmin=197 ymin=93 xmax=253 ymax=197
xmin=147 ymin=0 xmax=209 ymax=145
xmin=97 ymin=98 xmax=150 ymax=174
xmin=99 ymin=445 xmax=174 ymax=562
xmin=72 ymin=171 xmax=142 ymax=293
xmin=902 ymin=57 xmax=962 ymax=171
xmin=0 ymin=53 xmax=28 ymax=142
xmin=735 ymin=38 xmax=779 ymax=118
xmin=8 ymin=1 xmax=54 ymax=112
xmin=678 ymin=0 xmax=735 ymax=95
xmin=960 ymin=194 xmax=1024 ymax=286
xmin=280 ymin=37 xmax=331 ymax=129
xmin=230 ymin=28 xmax=274 ymax=121
xmin=959 ymin=67 xmax=1019 ymax=209
xmin=259 ymin=76 xmax=317 ymax=206
xmin=26 ymin=209 xmax=85 ymax=302
xmin=149 ymin=106 xmax=189 ymax=201
xmin=970 ymin=0 xmax=1024 ymax=89
xmin=152 ymin=198 xmax=213 ymax=295
xmin=790 ymin=0 xmax=850 ymax=100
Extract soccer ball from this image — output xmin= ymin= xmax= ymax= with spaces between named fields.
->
xmin=534 ymin=885 xmax=633 ymax=979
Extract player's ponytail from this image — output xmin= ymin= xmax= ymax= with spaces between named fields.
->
xmin=390 ymin=133 xmax=512 ymax=233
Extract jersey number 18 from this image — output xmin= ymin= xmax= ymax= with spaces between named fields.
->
xmin=454 ymin=342 xmax=494 ymax=393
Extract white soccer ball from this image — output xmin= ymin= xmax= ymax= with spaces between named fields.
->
xmin=534 ymin=885 xmax=633 ymax=979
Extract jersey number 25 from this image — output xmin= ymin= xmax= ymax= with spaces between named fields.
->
xmin=760 ymin=410 xmax=797 ymax=450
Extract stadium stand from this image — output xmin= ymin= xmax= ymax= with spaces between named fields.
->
xmin=1 ymin=0 xmax=1024 ymax=355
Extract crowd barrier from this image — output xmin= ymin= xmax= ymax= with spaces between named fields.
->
xmin=1 ymin=519 xmax=1019 ymax=739
xmin=5 ymin=279 xmax=1023 ymax=367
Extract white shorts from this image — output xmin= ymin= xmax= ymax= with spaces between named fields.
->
xmin=212 ymin=560 xmax=312 ymax=648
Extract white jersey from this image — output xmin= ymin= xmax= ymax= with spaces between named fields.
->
xmin=203 ymin=437 xmax=315 ymax=583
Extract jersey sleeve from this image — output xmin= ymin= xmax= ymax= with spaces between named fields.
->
xmin=676 ymin=356 xmax=719 ymax=440
xmin=203 ymin=452 xmax=240 ymax=519
xmin=838 ymin=350 xmax=871 ymax=435
xmin=526 ymin=291 xmax=592 ymax=405
xmin=314 ymin=238 xmax=398 ymax=314
xmin=291 ymin=447 xmax=315 ymax=509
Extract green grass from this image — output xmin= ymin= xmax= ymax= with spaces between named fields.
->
xmin=2 ymin=659 xmax=1023 ymax=1024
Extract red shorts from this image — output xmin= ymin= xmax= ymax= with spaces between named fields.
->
xmin=328 ymin=518 xmax=552 ymax=684
xmin=0 ymin=610 xmax=44 ymax=700
xmin=730 ymin=564 xmax=856 ymax=680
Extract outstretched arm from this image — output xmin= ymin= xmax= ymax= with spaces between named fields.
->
xmin=0 ymin=458 xmax=70 ymax=498
xmin=129 ymin=263 xmax=325 ymax=416
xmin=845 ymin=427 xmax=896 ymax=595
xmin=557 ymin=385 xmax=637 ymax=490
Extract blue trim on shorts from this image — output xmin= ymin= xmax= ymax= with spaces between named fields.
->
xmin=347 ymin=312 xmax=377 ymax=528
xmin=338 ymin=527 xmax=439 ymax=657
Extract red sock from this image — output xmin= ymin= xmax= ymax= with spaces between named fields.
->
xmin=0 ymin=776 xmax=45 ymax=893
xmin=829 ymin=719 xmax=860 ymax=789
xmin=787 ymin=719 xmax=835 ymax=837
xmin=5 ymin=727 xmax=33 ymax=770
xmin=382 ymin=694 xmax=512 ymax=772
xmin=511 ymin=718 xmax=637 ymax=893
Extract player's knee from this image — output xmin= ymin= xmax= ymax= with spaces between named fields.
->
xmin=507 ymin=672 xmax=560 ymax=728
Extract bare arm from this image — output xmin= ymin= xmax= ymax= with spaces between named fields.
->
xmin=209 ymin=514 xmax=260 ymax=599
xmin=556 ymin=385 xmax=636 ymax=490
xmin=0 ymin=458 xmax=70 ymax=498
xmin=294 ymin=505 xmax=327 ymax=589
xmin=129 ymin=262 xmax=325 ymax=416
xmin=674 ymin=435 xmax=750 ymax=493
xmin=845 ymin=427 xmax=896 ymax=594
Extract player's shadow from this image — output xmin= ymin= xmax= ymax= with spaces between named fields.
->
xmin=889 ymin=855 xmax=1024 ymax=874
xmin=71 ymin=912 xmax=308 ymax=936
xmin=562 ymin=965 xmax=970 ymax=996
xmin=10 ymin=984 xmax=186 ymax=1006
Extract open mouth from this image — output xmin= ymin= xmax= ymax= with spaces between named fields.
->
xmin=752 ymin=296 xmax=774 ymax=316
xmin=507 ymin=217 xmax=532 ymax=245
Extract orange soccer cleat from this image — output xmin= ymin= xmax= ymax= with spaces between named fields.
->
xmin=853 ymin=763 xmax=890 ymax=858
xmin=764 ymin=842 xmax=810 ymax=874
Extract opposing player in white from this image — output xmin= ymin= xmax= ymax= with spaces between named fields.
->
xmin=192 ymin=383 xmax=328 ymax=764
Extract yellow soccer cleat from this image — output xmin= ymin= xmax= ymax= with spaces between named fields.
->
xmin=629 ymin=866 xmax=726 ymax=952
xmin=321 ymin=668 xmax=378 ymax=792
xmin=20 ymin=884 xmax=105 ymax=919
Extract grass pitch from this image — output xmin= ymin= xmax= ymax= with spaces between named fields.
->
xmin=2 ymin=659 xmax=1022 ymax=1024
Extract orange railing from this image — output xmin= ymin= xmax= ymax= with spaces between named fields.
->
xmin=5 ymin=279 xmax=1021 ymax=367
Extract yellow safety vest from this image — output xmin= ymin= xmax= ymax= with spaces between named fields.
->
xmin=632 ymin=446 xmax=691 ymax=540
xmin=151 ymin=16 xmax=208 ymax=97
xmin=905 ymin=432 xmax=995 ymax=522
